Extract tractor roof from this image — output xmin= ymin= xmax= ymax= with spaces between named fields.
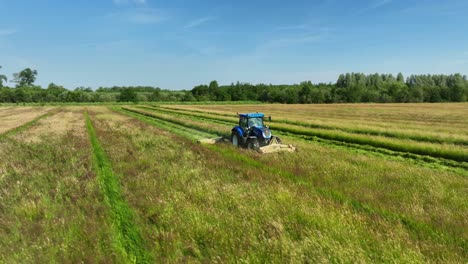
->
xmin=239 ymin=113 xmax=265 ymax=118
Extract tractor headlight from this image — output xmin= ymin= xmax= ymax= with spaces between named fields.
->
xmin=262 ymin=128 xmax=272 ymax=139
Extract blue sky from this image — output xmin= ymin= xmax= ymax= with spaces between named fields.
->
xmin=0 ymin=0 xmax=467 ymax=90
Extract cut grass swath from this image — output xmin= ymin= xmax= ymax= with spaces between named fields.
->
xmin=121 ymin=107 xmax=223 ymax=138
xmin=85 ymin=111 xmax=152 ymax=263
xmin=114 ymin=107 xmax=215 ymax=140
xmin=0 ymin=111 xmax=54 ymax=139
xmin=140 ymin=105 xmax=468 ymax=163
xmin=156 ymin=105 xmax=468 ymax=146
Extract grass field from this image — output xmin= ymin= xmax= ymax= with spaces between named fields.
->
xmin=0 ymin=103 xmax=466 ymax=263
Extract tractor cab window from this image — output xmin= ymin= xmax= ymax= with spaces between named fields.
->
xmin=239 ymin=118 xmax=248 ymax=128
xmin=248 ymin=117 xmax=264 ymax=127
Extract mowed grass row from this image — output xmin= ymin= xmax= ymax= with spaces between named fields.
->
xmin=162 ymin=103 xmax=468 ymax=132
xmin=162 ymin=104 xmax=468 ymax=141
xmin=0 ymin=109 xmax=117 ymax=262
xmin=130 ymin=106 xmax=468 ymax=171
xmin=127 ymin=106 xmax=468 ymax=165
xmin=126 ymin=107 xmax=466 ymax=172
xmin=85 ymin=112 xmax=152 ymax=263
xmin=0 ymin=112 xmax=55 ymax=140
xmin=156 ymin=106 xmax=468 ymax=149
xmin=156 ymin=105 xmax=468 ymax=146
xmin=117 ymin=106 xmax=467 ymax=260
xmin=96 ymin=106 xmax=466 ymax=262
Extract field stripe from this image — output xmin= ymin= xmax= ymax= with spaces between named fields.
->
xmin=85 ymin=112 xmax=152 ymax=263
xmin=116 ymin=107 xmax=216 ymax=140
xmin=0 ymin=111 xmax=55 ymax=139
xmin=154 ymin=105 xmax=468 ymax=146
xmin=123 ymin=106 xmax=468 ymax=172
xmin=116 ymin=106 xmax=467 ymax=258
xmin=121 ymin=107 xmax=223 ymax=138
xmin=143 ymin=106 xmax=468 ymax=162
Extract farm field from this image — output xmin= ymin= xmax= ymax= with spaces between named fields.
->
xmin=0 ymin=103 xmax=467 ymax=263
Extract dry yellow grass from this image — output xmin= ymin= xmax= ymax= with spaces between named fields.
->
xmin=13 ymin=108 xmax=86 ymax=142
xmin=0 ymin=107 xmax=38 ymax=118
xmin=88 ymin=106 xmax=136 ymax=132
xmin=0 ymin=107 xmax=52 ymax=134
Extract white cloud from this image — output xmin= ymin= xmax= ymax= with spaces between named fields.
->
xmin=276 ymin=24 xmax=308 ymax=31
xmin=0 ymin=29 xmax=17 ymax=36
xmin=184 ymin=17 xmax=215 ymax=29
xmin=108 ymin=8 xmax=166 ymax=24
xmin=356 ymin=0 xmax=392 ymax=15
xmin=259 ymin=27 xmax=330 ymax=51
xmin=113 ymin=0 xmax=146 ymax=5
xmin=445 ymin=60 xmax=467 ymax=66
xmin=269 ymin=35 xmax=324 ymax=46
xmin=370 ymin=0 xmax=392 ymax=9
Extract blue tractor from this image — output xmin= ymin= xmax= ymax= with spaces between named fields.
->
xmin=231 ymin=113 xmax=282 ymax=150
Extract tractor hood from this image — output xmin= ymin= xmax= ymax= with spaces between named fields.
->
xmin=252 ymin=126 xmax=272 ymax=139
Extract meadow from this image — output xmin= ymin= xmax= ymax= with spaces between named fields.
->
xmin=0 ymin=103 xmax=466 ymax=263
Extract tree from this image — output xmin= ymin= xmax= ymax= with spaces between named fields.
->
xmin=118 ymin=88 xmax=138 ymax=103
xmin=397 ymin=72 xmax=405 ymax=83
xmin=208 ymin=80 xmax=219 ymax=100
xmin=0 ymin=66 xmax=7 ymax=87
xmin=182 ymin=91 xmax=196 ymax=102
xmin=13 ymin=68 xmax=38 ymax=87
xmin=298 ymin=81 xmax=313 ymax=103
xmin=449 ymin=74 xmax=466 ymax=102
xmin=148 ymin=89 xmax=162 ymax=101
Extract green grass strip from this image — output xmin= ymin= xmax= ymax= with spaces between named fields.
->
xmin=113 ymin=107 xmax=215 ymax=140
xmin=121 ymin=107 xmax=223 ymax=137
xmin=85 ymin=112 xmax=152 ymax=263
xmin=0 ymin=112 xmax=54 ymax=139
xmin=119 ymin=108 xmax=467 ymax=258
xmin=157 ymin=105 xmax=468 ymax=146
xmin=144 ymin=106 xmax=468 ymax=162
xmin=130 ymin=106 xmax=468 ymax=171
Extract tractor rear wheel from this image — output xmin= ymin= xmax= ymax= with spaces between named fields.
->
xmin=231 ymin=132 xmax=241 ymax=147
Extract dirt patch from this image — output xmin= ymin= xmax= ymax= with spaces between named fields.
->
xmin=0 ymin=107 xmax=52 ymax=134
xmin=14 ymin=108 xmax=87 ymax=142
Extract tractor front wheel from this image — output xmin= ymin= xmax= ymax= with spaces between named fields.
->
xmin=247 ymin=138 xmax=260 ymax=151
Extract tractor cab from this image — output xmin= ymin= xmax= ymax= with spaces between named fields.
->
xmin=239 ymin=113 xmax=266 ymax=130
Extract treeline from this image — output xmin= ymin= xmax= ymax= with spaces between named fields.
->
xmin=0 ymin=67 xmax=188 ymax=103
xmin=0 ymin=84 xmax=187 ymax=103
xmin=191 ymin=73 xmax=468 ymax=103
xmin=1 ymin=66 xmax=467 ymax=103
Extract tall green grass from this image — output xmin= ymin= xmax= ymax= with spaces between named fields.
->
xmin=0 ymin=125 xmax=116 ymax=262
xmin=85 ymin=112 xmax=152 ymax=263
